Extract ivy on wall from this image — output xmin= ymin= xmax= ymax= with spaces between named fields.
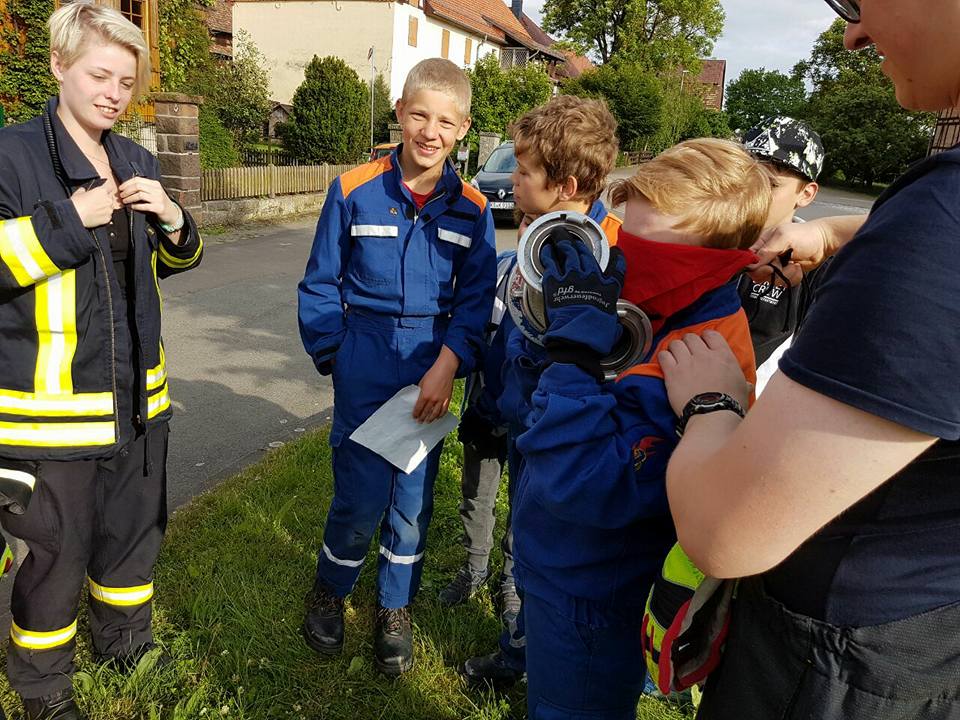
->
xmin=157 ymin=0 xmax=216 ymax=93
xmin=0 ymin=0 xmax=58 ymax=122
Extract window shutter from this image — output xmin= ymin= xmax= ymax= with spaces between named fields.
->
xmin=464 ymin=37 xmax=472 ymax=65
xmin=441 ymin=29 xmax=450 ymax=59
xmin=408 ymin=16 xmax=418 ymax=47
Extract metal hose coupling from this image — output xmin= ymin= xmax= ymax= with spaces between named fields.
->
xmin=506 ymin=211 xmax=653 ymax=380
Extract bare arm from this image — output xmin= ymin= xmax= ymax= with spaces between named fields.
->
xmin=749 ymin=214 xmax=868 ymax=281
xmin=659 ymin=332 xmax=935 ymax=579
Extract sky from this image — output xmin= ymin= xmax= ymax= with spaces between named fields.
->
xmin=523 ymin=0 xmax=838 ymax=88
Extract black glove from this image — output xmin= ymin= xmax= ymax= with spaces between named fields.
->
xmin=458 ymin=407 xmax=508 ymax=460
xmin=540 ymin=232 xmax=626 ymax=381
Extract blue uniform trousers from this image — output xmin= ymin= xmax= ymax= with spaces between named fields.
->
xmin=316 ymin=310 xmax=447 ymax=608
xmin=524 ymin=592 xmax=646 ymax=719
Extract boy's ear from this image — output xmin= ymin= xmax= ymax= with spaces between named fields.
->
xmin=394 ymin=99 xmax=404 ymax=122
xmin=456 ymin=115 xmax=472 ymax=141
xmin=558 ymin=175 xmax=580 ymax=202
xmin=795 ymin=181 xmax=819 ymax=209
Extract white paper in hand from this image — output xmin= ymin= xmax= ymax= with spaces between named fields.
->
xmin=349 ymin=385 xmax=458 ymax=474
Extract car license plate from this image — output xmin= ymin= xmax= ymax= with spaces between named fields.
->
xmin=490 ymin=201 xmax=514 ymax=210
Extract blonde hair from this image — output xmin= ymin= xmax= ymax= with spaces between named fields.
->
xmin=401 ymin=58 xmax=471 ymax=119
xmin=48 ymin=2 xmax=151 ymax=98
xmin=610 ymin=138 xmax=771 ymax=249
xmin=510 ymin=95 xmax=619 ymax=203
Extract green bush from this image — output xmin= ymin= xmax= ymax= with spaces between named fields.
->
xmin=279 ymin=56 xmax=369 ymax=164
xmin=199 ymin=105 xmax=240 ymax=169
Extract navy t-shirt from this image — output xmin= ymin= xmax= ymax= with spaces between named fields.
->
xmin=767 ymin=147 xmax=960 ymax=627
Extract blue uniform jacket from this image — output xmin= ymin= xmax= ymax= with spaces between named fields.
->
xmin=504 ymin=282 xmax=756 ymax=623
xmin=298 ymin=147 xmax=496 ymax=375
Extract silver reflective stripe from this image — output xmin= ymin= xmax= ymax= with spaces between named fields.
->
xmin=379 ymin=545 xmax=424 ymax=565
xmin=351 ymin=225 xmax=398 ymax=238
xmin=0 ymin=468 xmax=36 ymax=491
xmin=322 ymin=543 xmax=364 ymax=568
xmin=437 ymin=228 xmax=472 ymax=248
xmin=491 ymin=296 xmax=507 ymax=327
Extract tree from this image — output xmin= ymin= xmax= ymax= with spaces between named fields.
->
xmin=541 ymin=0 xmax=724 ymax=70
xmin=725 ymin=68 xmax=806 ymax=133
xmin=0 ymin=0 xmax=59 ymax=122
xmin=797 ymin=19 xmax=934 ymax=185
xmin=468 ymin=52 xmax=553 ymax=137
xmin=207 ymin=31 xmax=271 ymax=147
xmin=279 ymin=56 xmax=369 ymax=164
xmin=371 ymin=73 xmax=393 ymax=144
xmin=563 ymin=62 xmax=663 ymax=150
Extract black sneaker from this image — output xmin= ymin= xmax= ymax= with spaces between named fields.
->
xmin=302 ymin=583 xmax=345 ymax=656
xmin=21 ymin=688 xmax=86 ymax=720
xmin=463 ymin=650 xmax=525 ymax=689
xmin=373 ymin=605 xmax=413 ymax=676
xmin=438 ymin=564 xmax=489 ymax=606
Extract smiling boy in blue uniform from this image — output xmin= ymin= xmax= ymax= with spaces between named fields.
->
xmin=503 ymin=139 xmax=770 ymax=718
xmin=297 ymin=58 xmax=496 ymax=676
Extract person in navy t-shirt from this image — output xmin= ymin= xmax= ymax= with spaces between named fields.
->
xmin=657 ymin=1 xmax=960 ymax=718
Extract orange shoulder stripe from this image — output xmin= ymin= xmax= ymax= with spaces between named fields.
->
xmin=601 ymin=213 xmax=622 ymax=247
xmin=339 ymin=156 xmax=392 ymax=199
xmin=460 ymin=181 xmax=487 ymax=210
xmin=617 ymin=309 xmax=757 ymax=404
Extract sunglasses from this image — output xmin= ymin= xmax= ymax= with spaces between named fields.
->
xmin=823 ymin=0 xmax=860 ymax=23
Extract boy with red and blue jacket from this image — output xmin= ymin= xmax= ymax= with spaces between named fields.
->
xmin=297 ymin=59 xmax=496 ymax=676
xmin=503 ymin=138 xmax=770 ymax=719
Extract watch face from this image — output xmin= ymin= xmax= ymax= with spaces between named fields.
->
xmin=694 ymin=392 xmax=727 ymax=405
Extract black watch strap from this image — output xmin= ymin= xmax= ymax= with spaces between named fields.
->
xmin=676 ymin=392 xmax=745 ymax=437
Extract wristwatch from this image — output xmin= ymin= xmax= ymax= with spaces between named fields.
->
xmin=158 ymin=206 xmax=185 ymax=234
xmin=675 ymin=392 xmax=745 ymax=437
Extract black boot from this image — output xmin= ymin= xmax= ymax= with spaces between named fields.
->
xmin=463 ymin=650 xmax=525 ymax=689
xmin=21 ymin=688 xmax=86 ymax=720
xmin=302 ymin=582 xmax=345 ymax=656
xmin=96 ymin=642 xmax=172 ymax=673
xmin=373 ymin=605 xmax=413 ymax=676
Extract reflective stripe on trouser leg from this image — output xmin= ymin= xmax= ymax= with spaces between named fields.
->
xmin=376 ymin=440 xmax=444 ymax=608
xmin=87 ymin=424 xmax=169 ymax=659
xmin=0 ymin=457 xmax=97 ymax=699
xmin=315 ymin=438 xmax=393 ymax=596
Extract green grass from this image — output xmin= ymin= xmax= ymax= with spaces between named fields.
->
xmin=0 ymin=389 xmax=696 ymax=720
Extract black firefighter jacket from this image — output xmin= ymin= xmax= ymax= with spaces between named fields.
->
xmin=0 ymin=97 xmax=202 ymax=469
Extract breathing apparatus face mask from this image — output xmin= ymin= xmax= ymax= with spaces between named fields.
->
xmin=506 ymin=211 xmax=653 ymax=381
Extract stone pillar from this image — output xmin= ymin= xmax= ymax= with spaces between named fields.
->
xmin=388 ymin=123 xmax=402 ymax=143
xmin=478 ymin=131 xmax=501 ymax=169
xmin=152 ymin=93 xmax=203 ymax=226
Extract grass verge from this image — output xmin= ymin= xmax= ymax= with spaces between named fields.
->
xmin=0 ymin=392 xmax=696 ymax=719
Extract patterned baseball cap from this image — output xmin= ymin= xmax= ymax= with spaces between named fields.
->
xmin=743 ymin=116 xmax=825 ymax=182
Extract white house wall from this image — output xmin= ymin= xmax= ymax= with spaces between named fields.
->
xmin=233 ymin=1 xmax=397 ymax=105
xmin=389 ymin=3 xmax=495 ymax=102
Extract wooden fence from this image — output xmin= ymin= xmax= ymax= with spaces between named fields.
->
xmin=201 ymin=163 xmax=359 ymax=201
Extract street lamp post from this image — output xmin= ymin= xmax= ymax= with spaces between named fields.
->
xmin=368 ymin=47 xmax=375 ymax=151
xmin=674 ymin=68 xmax=691 ymax=141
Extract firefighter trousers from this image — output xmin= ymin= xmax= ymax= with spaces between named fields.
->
xmin=1 ymin=423 xmax=169 ymax=699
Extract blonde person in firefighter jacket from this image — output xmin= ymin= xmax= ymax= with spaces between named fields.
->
xmin=0 ymin=4 xmax=202 ymax=718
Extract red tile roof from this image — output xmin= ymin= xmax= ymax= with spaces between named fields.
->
xmin=425 ymin=0 xmax=536 ymax=48
xmin=206 ymin=0 xmax=233 ymax=34
xmin=519 ymin=11 xmax=553 ymax=46
xmin=557 ymin=49 xmax=593 ymax=79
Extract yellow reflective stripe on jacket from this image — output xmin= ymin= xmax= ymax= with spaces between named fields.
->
xmin=34 ymin=271 xmax=78 ymax=394
xmin=147 ymin=383 xmax=170 ymax=419
xmin=0 ymin=388 xmax=113 ymax=417
xmin=0 ymin=217 xmax=59 ymax=287
xmin=10 ymin=619 xmax=77 ymax=649
xmin=146 ymin=348 xmax=166 ymax=392
xmin=151 ymin=249 xmax=163 ymax=312
xmin=158 ymin=235 xmax=202 ymax=269
xmin=89 ymin=578 xmax=154 ymax=607
xmin=0 ymin=420 xmax=115 ymax=447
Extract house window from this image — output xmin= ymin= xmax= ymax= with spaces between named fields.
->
xmin=441 ymin=29 xmax=450 ymax=59
xmin=120 ymin=0 xmax=145 ymax=30
xmin=408 ymin=16 xmax=418 ymax=47
xmin=464 ymin=37 xmax=472 ymax=65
